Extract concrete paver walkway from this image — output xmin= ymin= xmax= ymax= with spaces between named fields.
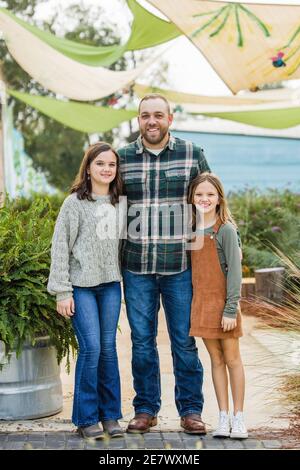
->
xmin=1 ymin=304 xmax=299 ymax=450
xmin=0 ymin=430 xmax=286 ymax=450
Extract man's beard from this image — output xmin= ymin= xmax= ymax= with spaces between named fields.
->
xmin=141 ymin=127 xmax=168 ymax=146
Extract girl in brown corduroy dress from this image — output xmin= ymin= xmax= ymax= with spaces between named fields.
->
xmin=187 ymin=173 xmax=248 ymax=440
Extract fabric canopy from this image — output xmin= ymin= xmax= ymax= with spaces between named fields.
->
xmin=0 ymin=1 xmax=180 ymax=67
xmin=197 ymin=103 xmax=300 ymax=129
xmin=125 ymin=0 xmax=180 ymax=51
xmin=0 ymin=9 xmax=154 ymax=101
xmin=8 ymin=89 xmax=137 ymax=133
xmin=147 ymin=0 xmax=300 ymax=93
xmin=134 ymin=83 xmax=300 ymax=127
xmin=134 ymin=83 xmax=300 ymax=105
xmin=9 ymin=87 xmax=300 ymax=132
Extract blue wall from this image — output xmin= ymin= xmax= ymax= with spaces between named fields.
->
xmin=173 ymin=130 xmax=300 ymax=193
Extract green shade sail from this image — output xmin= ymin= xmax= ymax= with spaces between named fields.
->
xmin=0 ymin=9 xmax=153 ymax=101
xmin=0 ymin=0 xmax=180 ymax=67
xmin=199 ymin=107 xmax=300 ymax=130
xmin=8 ymin=89 xmax=137 ymax=133
xmin=8 ymin=89 xmax=300 ymax=133
xmin=125 ymin=0 xmax=180 ymax=51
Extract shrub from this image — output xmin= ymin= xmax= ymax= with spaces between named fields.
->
xmin=228 ymin=189 xmax=300 ymax=275
xmin=252 ymin=248 xmax=300 ymax=417
xmin=0 ymin=195 xmax=76 ymax=369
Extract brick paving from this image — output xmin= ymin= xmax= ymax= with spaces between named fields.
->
xmin=0 ymin=431 xmax=297 ymax=450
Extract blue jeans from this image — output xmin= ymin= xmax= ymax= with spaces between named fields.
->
xmin=72 ymin=282 xmax=122 ymax=426
xmin=122 ymin=268 xmax=204 ymax=417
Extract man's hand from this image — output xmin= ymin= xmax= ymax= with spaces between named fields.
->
xmin=221 ymin=316 xmax=237 ymax=332
xmin=56 ymin=298 xmax=75 ymax=318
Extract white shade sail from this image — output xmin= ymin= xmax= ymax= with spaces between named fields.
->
xmin=147 ymin=0 xmax=300 ymax=93
xmin=0 ymin=10 xmax=152 ymax=101
xmin=134 ymin=82 xmax=300 ymax=105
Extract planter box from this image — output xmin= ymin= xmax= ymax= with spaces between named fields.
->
xmin=255 ymin=267 xmax=285 ymax=303
xmin=240 ymin=277 xmax=256 ymax=315
xmin=240 ymin=267 xmax=285 ymax=316
xmin=0 ymin=336 xmax=63 ymax=420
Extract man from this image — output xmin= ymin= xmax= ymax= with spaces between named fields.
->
xmin=118 ymin=94 xmax=210 ymax=434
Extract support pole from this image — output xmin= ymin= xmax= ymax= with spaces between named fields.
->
xmin=0 ymin=67 xmax=6 ymax=207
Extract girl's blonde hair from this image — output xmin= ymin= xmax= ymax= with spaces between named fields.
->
xmin=187 ymin=172 xmax=237 ymax=228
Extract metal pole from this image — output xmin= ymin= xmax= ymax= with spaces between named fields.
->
xmin=0 ymin=67 xmax=6 ymax=207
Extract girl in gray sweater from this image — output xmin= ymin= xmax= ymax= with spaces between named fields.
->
xmin=48 ymin=142 xmax=126 ymax=440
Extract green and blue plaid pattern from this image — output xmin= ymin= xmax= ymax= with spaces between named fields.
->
xmin=118 ymin=134 xmax=210 ymax=274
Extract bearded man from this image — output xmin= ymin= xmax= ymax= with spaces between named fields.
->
xmin=118 ymin=94 xmax=210 ymax=435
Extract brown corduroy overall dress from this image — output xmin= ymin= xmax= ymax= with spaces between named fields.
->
xmin=189 ymin=219 xmax=243 ymax=339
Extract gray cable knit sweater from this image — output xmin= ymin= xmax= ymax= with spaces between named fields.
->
xmin=47 ymin=193 xmax=126 ymax=301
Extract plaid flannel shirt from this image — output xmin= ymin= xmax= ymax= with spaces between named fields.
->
xmin=118 ymin=134 xmax=211 ymax=274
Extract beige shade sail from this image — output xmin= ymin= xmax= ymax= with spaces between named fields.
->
xmin=147 ymin=0 xmax=300 ymax=93
xmin=134 ymin=82 xmax=300 ymax=105
xmin=134 ymin=82 xmax=300 ymax=128
xmin=0 ymin=1 xmax=180 ymax=67
xmin=7 ymin=87 xmax=300 ymax=132
xmin=0 ymin=10 xmax=153 ymax=101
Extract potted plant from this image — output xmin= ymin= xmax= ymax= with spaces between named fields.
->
xmin=0 ymin=195 xmax=77 ymax=419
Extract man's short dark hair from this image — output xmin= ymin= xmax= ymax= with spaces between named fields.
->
xmin=138 ymin=94 xmax=171 ymax=115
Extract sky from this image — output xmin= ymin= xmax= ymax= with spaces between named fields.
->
xmin=31 ymin=0 xmax=300 ymax=97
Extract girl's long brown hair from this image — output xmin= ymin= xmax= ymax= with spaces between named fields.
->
xmin=70 ymin=142 xmax=123 ymax=205
xmin=187 ymin=172 xmax=237 ymax=229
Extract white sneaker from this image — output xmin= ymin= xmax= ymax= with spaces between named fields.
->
xmin=212 ymin=411 xmax=230 ymax=438
xmin=230 ymin=411 xmax=248 ymax=439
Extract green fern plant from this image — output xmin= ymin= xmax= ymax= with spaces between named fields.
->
xmin=0 ymin=196 xmax=77 ymax=370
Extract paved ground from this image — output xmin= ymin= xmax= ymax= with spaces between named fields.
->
xmin=1 ymin=305 xmax=300 ymax=450
xmin=0 ymin=430 xmax=290 ymax=450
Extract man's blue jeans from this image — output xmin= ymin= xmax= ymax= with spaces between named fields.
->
xmin=122 ymin=268 xmax=204 ymax=417
xmin=72 ymin=282 xmax=122 ymax=426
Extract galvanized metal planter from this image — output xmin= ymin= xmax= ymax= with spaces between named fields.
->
xmin=0 ymin=336 xmax=63 ymax=420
